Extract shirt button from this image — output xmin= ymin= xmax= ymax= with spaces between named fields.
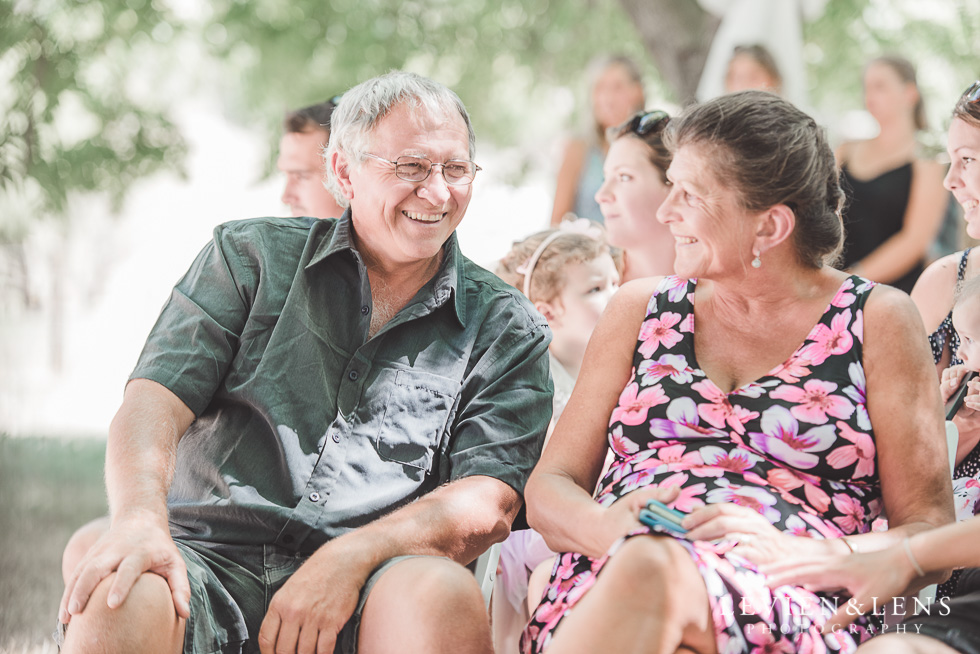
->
xmin=309 ymin=491 xmax=321 ymax=503
xmin=348 ymin=370 xmax=358 ymax=381
xmin=332 ymin=432 xmax=341 ymax=443
xmin=361 ymin=305 xmax=370 ymax=315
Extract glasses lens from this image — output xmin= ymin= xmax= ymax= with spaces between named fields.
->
xmin=635 ymin=111 xmax=668 ymax=136
xmin=967 ymin=81 xmax=980 ymax=104
xmin=394 ymin=156 xmax=431 ymax=182
xmin=443 ymin=161 xmax=475 ymax=185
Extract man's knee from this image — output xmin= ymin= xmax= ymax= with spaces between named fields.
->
xmin=370 ymin=557 xmax=484 ymax=617
xmin=359 ymin=557 xmax=491 ymax=653
xmin=62 ymin=517 xmax=110 ymax=583
xmin=62 ymin=572 xmax=184 ymax=654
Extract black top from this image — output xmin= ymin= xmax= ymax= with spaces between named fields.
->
xmin=839 ymin=162 xmax=920 ymax=293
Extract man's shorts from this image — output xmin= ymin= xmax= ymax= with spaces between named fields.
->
xmin=903 ymin=567 xmax=980 ymax=654
xmin=57 ymin=539 xmax=420 ymax=654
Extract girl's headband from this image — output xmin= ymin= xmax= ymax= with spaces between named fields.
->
xmin=515 ymin=218 xmax=604 ymax=300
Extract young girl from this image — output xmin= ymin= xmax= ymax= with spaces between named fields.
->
xmin=492 ymin=219 xmax=621 ymax=653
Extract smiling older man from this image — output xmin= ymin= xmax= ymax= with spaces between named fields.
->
xmin=58 ymin=72 xmax=552 ymax=654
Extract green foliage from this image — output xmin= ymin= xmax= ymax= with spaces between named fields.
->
xmin=0 ymin=0 xmax=187 ymax=242
xmin=203 ymin=0 xmax=651 ymax=158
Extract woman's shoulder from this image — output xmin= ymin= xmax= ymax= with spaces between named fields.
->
xmin=911 ymin=251 xmax=970 ymax=331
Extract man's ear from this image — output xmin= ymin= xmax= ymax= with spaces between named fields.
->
xmin=331 ymin=150 xmax=355 ymax=201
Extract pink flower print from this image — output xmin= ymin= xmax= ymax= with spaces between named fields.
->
xmin=634 ymin=444 xmax=703 ymax=473
xmin=649 ymin=397 xmax=727 ymax=441
xmin=831 ymin=278 xmax=856 ymax=307
xmin=657 ymin=472 xmax=706 ymax=512
xmin=661 ymin=275 xmax=688 ymax=302
xmin=745 ymin=623 xmax=795 ymax=653
xmin=706 ymin=478 xmax=781 ymax=523
xmin=799 ymin=309 xmax=854 ymax=366
xmin=692 ymin=380 xmax=759 ymax=435
xmin=771 ymin=379 xmax=855 ymax=425
xmin=608 ymin=424 xmax=639 ymax=457
xmin=826 ymin=421 xmax=876 ymax=479
xmin=639 ymin=353 xmax=694 ymax=386
xmin=783 ymin=514 xmax=813 ymax=538
xmin=618 ymin=467 xmax=661 ymax=495
xmin=680 ymin=312 xmax=694 ymax=333
xmin=770 ymin=351 xmax=813 ymax=384
xmin=610 ymin=382 xmax=668 ymax=426
xmin=638 ymin=312 xmax=683 ymax=357
xmin=831 ymin=493 xmax=867 ymax=534
xmin=841 ymin=362 xmax=870 ymax=431
xmin=748 ymin=406 xmax=837 ymax=469
xmin=853 ymin=307 xmax=865 ymax=344
xmin=693 ymin=445 xmax=762 ymax=477
xmin=766 ymin=469 xmax=831 ymax=514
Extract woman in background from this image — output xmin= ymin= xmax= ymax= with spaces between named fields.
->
xmin=837 ymin=55 xmax=946 ymax=293
xmin=724 ymin=44 xmax=783 ymax=95
xmin=595 ymin=110 xmax=676 ymax=282
xmin=551 ymin=55 xmax=645 ymax=226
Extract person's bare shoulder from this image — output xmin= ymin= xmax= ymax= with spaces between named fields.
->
xmin=911 ymin=252 xmax=964 ymax=333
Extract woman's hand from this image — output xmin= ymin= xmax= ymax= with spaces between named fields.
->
xmin=681 ymin=503 xmax=833 ymax=566
xmin=761 ymin=545 xmax=916 ymax=632
xmin=942 ymin=365 xmax=980 ymax=463
xmin=597 ymin=486 xmax=682 ymax=551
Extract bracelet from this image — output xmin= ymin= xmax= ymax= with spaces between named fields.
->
xmin=902 ymin=537 xmax=926 ymax=577
xmin=840 ymin=536 xmax=857 ymax=553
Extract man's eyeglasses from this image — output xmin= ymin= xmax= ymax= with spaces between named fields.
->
xmin=965 ymin=81 xmax=980 ymax=105
xmin=627 ymin=110 xmax=670 ymax=136
xmin=361 ymin=153 xmax=481 ymax=186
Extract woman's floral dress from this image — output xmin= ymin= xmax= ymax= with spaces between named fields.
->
xmin=523 ymin=275 xmax=884 ymax=654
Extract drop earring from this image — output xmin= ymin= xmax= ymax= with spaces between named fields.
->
xmin=751 ymin=251 xmax=762 ymax=268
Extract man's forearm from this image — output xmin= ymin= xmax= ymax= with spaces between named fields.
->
xmin=105 ymin=379 xmax=195 ymax=523
xmin=318 ymin=475 xmax=519 ymax=576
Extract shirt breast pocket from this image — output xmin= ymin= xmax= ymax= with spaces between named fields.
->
xmin=376 ymin=369 xmax=459 ymax=471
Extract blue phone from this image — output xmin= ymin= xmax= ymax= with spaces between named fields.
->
xmin=638 ymin=499 xmax=688 ymax=535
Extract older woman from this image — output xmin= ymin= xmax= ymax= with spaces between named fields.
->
xmin=595 ymin=110 xmax=676 ymax=281
xmin=521 ymin=91 xmax=953 ymax=654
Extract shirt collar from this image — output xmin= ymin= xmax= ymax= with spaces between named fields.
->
xmin=306 ymin=208 xmax=466 ymax=329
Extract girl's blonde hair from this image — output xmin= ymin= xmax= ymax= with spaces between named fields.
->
xmin=496 ymin=221 xmax=620 ymax=303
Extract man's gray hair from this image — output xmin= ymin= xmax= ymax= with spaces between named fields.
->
xmin=323 ymin=71 xmax=476 ymax=208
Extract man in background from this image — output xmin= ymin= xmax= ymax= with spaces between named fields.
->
xmin=278 ymin=98 xmax=345 ymax=219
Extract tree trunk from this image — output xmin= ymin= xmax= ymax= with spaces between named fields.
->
xmin=617 ymin=0 xmax=720 ymax=105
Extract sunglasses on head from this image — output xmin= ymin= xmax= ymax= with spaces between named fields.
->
xmin=965 ymin=81 xmax=980 ymax=104
xmin=627 ymin=110 xmax=669 ymax=136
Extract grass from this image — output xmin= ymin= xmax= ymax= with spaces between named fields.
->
xmin=0 ymin=435 xmax=107 ymax=652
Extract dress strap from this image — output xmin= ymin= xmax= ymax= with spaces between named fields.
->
xmin=958 ymin=248 xmax=973 ymax=282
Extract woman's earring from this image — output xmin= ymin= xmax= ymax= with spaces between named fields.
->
xmin=751 ymin=251 xmax=762 ymax=268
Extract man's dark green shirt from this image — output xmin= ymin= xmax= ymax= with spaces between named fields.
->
xmin=131 ymin=214 xmax=553 ymax=553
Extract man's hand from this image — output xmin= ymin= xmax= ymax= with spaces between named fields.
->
xmin=258 ymin=543 xmax=372 ymax=654
xmin=59 ymin=511 xmax=190 ymax=624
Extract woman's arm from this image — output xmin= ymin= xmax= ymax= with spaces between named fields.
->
xmin=910 ymin=251 xmax=962 ymax=376
xmin=550 ymin=139 xmax=588 ymax=226
xmin=525 ymin=277 xmax=666 ymax=559
xmin=857 ymin=284 xmax=954 ymax=552
xmin=850 ymin=159 xmax=947 ymax=284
